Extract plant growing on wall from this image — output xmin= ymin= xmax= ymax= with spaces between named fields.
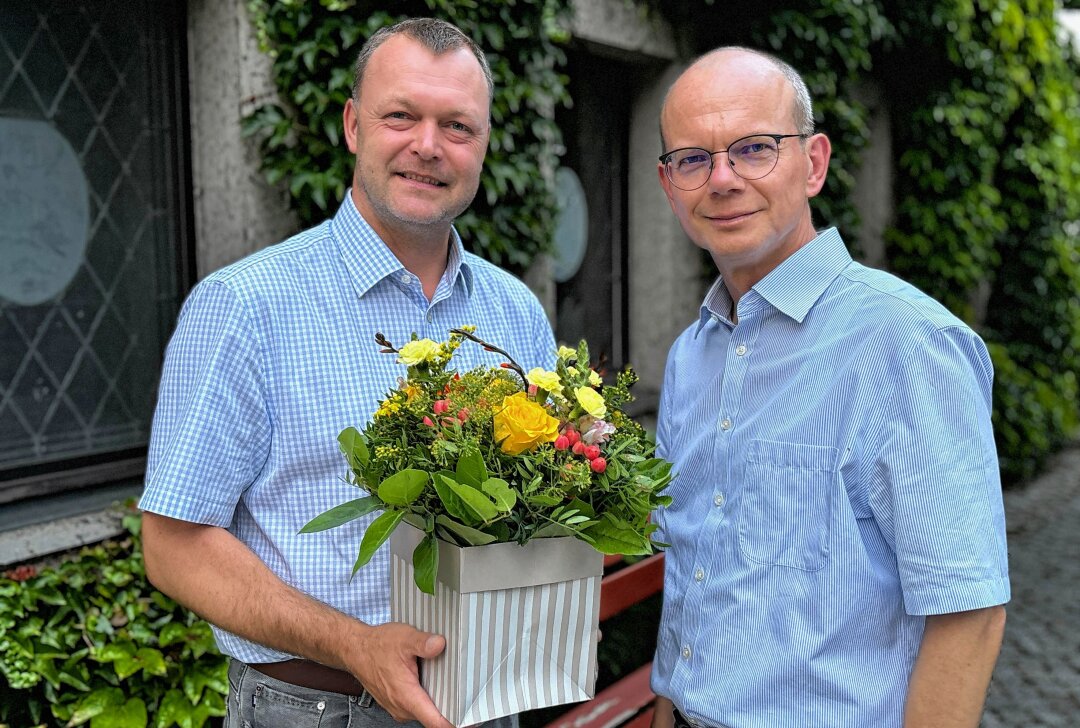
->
xmin=243 ymin=0 xmax=573 ymax=270
xmin=0 ymin=510 xmax=227 ymax=727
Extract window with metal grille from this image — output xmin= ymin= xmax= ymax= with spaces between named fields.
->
xmin=0 ymin=1 xmax=191 ymax=504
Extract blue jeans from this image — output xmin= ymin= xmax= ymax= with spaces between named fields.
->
xmin=226 ymin=659 xmax=519 ymax=728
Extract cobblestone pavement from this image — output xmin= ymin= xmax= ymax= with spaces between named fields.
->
xmin=982 ymin=444 xmax=1080 ymax=727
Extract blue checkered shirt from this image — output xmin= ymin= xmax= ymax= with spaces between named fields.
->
xmin=140 ymin=194 xmax=556 ymax=662
xmin=650 ymin=228 xmax=1010 ymax=728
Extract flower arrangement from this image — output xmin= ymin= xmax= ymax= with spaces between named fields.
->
xmin=302 ymin=327 xmax=673 ymax=594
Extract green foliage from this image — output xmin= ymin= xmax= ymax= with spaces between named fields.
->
xmin=304 ymin=330 xmax=672 ymax=594
xmin=882 ymin=0 xmax=1080 ymax=482
xmin=243 ymin=0 xmax=573 ymax=270
xmin=0 ymin=511 xmax=227 ymax=727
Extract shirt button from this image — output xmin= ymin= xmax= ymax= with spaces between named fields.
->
xmin=426 ymin=312 xmax=434 ymax=323
xmin=720 ymin=417 xmax=732 ymax=431
xmin=316 ymin=701 xmax=326 ymax=711
xmin=694 ymin=568 xmax=705 ymax=582
xmin=713 ymin=493 xmax=725 ymax=507
xmin=682 ymin=645 xmax=692 ymax=659
xmin=735 ymin=343 xmax=747 ymax=356
xmin=400 ymin=273 xmax=412 ymax=284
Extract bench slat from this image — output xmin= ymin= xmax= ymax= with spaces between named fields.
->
xmin=544 ymin=662 xmax=654 ymax=728
xmin=598 ymin=552 xmax=665 ymax=622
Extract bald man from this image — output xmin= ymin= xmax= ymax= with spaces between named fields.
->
xmin=648 ymin=47 xmax=1009 ymax=728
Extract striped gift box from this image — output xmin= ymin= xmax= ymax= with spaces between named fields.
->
xmin=391 ymin=524 xmax=603 ymax=727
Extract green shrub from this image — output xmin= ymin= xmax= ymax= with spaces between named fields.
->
xmin=0 ymin=511 xmax=227 ymax=728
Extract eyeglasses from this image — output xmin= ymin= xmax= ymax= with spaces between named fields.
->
xmin=659 ymin=133 xmax=808 ymax=190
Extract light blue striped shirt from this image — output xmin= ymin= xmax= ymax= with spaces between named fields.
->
xmin=140 ymin=193 xmax=556 ymax=663
xmin=650 ymin=228 xmax=1009 ymax=728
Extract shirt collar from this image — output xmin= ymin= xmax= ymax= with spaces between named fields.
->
xmin=330 ymin=191 xmax=474 ymax=299
xmin=695 ymin=227 xmax=851 ymax=333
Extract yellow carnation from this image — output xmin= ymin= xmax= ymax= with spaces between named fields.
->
xmin=526 ymin=368 xmax=562 ymax=393
xmin=575 ymin=386 xmax=607 ymax=418
xmin=493 ymin=392 xmax=560 ymax=455
xmin=588 ymin=370 xmax=602 ymax=387
xmin=557 ymin=345 xmax=577 ymax=361
xmin=397 ymin=339 xmax=440 ymax=366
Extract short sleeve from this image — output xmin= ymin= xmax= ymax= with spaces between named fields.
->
xmin=870 ymin=326 xmax=1010 ymax=615
xmin=140 ymin=280 xmax=273 ymax=526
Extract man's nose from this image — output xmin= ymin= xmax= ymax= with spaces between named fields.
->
xmin=411 ymin=120 xmax=441 ymax=160
xmin=705 ymin=151 xmax=742 ymax=190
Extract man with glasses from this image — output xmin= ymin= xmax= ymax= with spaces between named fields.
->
xmin=649 ymin=47 xmax=1009 ymax=728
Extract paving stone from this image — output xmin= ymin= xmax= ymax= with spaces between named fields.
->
xmin=981 ymin=444 xmax=1080 ymax=726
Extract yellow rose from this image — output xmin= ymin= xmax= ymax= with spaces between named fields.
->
xmin=526 ymin=368 xmax=562 ymax=393
xmin=493 ymin=392 xmax=560 ymax=455
xmin=397 ymin=338 xmax=440 ymax=366
xmin=575 ymin=386 xmax=607 ymax=418
xmin=557 ymin=345 xmax=577 ymax=361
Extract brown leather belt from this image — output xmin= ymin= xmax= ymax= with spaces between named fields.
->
xmin=249 ymin=659 xmax=364 ymax=696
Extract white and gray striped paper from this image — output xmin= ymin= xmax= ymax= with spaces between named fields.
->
xmin=390 ymin=528 xmax=602 ymax=727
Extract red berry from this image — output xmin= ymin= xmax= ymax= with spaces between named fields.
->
xmin=457 ymin=408 xmax=470 ymax=422
xmin=590 ymin=457 xmax=607 ymax=473
xmin=566 ymin=429 xmax=581 ymax=446
xmin=433 ymin=399 xmax=450 ymax=414
xmin=553 ymin=435 xmax=570 ymax=451
xmin=583 ymin=445 xmax=601 ymax=460
xmin=572 ymin=441 xmax=586 ymax=455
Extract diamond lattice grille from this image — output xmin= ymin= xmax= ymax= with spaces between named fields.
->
xmin=0 ymin=1 xmax=183 ymax=476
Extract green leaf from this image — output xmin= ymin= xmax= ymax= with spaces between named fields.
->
xmin=299 ymin=496 xmax=382 ymax=533
xmin=446 ymin=480 xmax=499 ymax=523
xmin=377 ymin=469 xmax=427 ymax=506
xmin=455 ymin=450 xmax=488 ymax=488
xmin=433 ymin=474 xmax=470 ymax=523
xmin=68 ymin=687 xmax=125 ymax=725
xmin=435 ymin=515 xmax=497 ymax=546
xmin=480 ymin=478 xmax=517 ymax=512
xmin=337 ymin=427 xmax=369 ymax=470
xmin=412 ymin=534 xmax=439 ymax=595
xmin=95 ymin=642 xmax=134 ymax=662
xmin=353 ymin=510 xmax=405 ymax=574
xmin=90 ymin=697 xmax=147 ymax=728
xmin=527 ymin=494 xmax=562 ymax=507
xmin=583 ymin=516 xmax=651 ymax=555
xmin=155 ymin=689 xmax=192 ymax=728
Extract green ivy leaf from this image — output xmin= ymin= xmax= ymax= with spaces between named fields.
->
xmin=377 ymin=470 xmax=428 ymax=506
xmin=352 ymin=510 xmax=405 ymax=574
xmin=89 ymin=697 xmax=147 ymax=728
xmin=67 ymin=686 xmax=125 ymax=725
xmin=155 ymin=689 xmax=193 ymax=728
xmin=298 ymin=496 xmax=383 ymax=533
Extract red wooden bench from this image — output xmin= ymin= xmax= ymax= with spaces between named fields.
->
xmin=544 ymin=552 xmax=665 ymax=728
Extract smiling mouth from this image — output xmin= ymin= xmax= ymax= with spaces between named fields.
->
xmin=708 ymin=211 xmax=755 ymax=223
xmin=398 ymin=171 xmax=446 ymax=187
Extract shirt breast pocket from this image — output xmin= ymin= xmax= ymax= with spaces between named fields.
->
xmin=737 ymin=439 xmax=839 ymax=571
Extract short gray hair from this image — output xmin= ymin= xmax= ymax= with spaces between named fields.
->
xmin=351 ymin=17 xmax=493 ymax=103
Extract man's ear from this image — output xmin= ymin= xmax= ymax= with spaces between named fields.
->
xmin=343 ymin=99 xmax=359 ymax=154
xmin=658 ymin=162 xmax=678 ymax=211
xmin=804 ymin=133 xmax=831 ymax=198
